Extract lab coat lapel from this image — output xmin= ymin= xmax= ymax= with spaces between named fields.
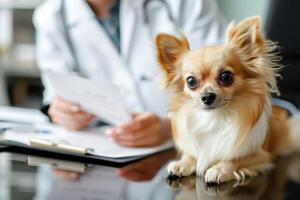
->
xmin=69 ymin=0 xmax=130 ymax=79
xmin=81 ymin=19 xmax=122 ymax=68
xmin=66 ymin=0 xmax=121 ymax=64
xmin=120 ymin=0 xmax=139 ymax=62
xmin=80 ymin=20 xmax=137 ymax=83
xmin=65 ymin=0 xmax=144 ymax=111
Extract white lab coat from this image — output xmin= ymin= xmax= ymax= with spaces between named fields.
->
xmin=33 ymin=0 xmax=226 ymax=117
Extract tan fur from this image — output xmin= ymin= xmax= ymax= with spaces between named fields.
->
xmin=157 ymin=16 xmax=300 ymax=184
xmin=263 ymin=106 xmax=291 ymax=154
xmin=156 ymin=34 xmax=189 ymax=89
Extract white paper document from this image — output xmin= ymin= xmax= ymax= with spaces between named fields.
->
xmin=46 ymin=70 xmax=131 ymax=125
xmin=1 ymin=124 xmax=174 ymax=158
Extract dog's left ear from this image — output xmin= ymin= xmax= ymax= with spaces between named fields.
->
xmin=226 ymin=16 xmax=280 ymax=95
xmin=156 ymin=33 xmax=189 ymax=88
xmin=226 ymin=16 xmax=264 ymax=52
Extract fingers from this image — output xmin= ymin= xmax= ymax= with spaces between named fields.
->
xmin=131 ymin=112 xmax=158 ymax=129
xmin=114 ymin=112 xmax=159 ymax=133
xmin=107 ymin=125 xmax=151 ymax=141
xmin=51 ymin=109 xmax=94 ymax=130
xmin=113 ymin=121 xmax=159 ymax=141
xmin=106 ymin=113 xmax=159 ymax=142
xmin=113 ymin=135 xmax=157 ymax=147
xmin=110 ymin=123 xmax=164 ymax=147
xmin=51 ymin=108 xmax=93 ymax=123
xmin=105 ymin=112 xmax=171 ymax=147
xmin=49 ymin=97 xmax=94 ymax=130
xmin=52 ymin=97 xmax=81 ymax=113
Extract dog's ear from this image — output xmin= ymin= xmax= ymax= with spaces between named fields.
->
xmin=226 ymin=16 xmax=281 ymax=95
xmin=156 ymin=34 xmax=189 ymax=88
xmin=226 ymin=16 xmax=264 ymax=52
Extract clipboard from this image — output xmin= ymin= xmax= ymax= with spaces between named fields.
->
xmin=0 ymin=115 xmax=174 ymax=167
xmin=0 ymin=134 xmax=174 ymax=167
xmin=0 ymin=140 xmax=152 ymax=167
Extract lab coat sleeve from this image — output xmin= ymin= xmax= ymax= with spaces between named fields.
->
xmin=179 ymin=0 xmax=228 ymax=49
xmin=33 ymin=0 xmax=76 ymax=104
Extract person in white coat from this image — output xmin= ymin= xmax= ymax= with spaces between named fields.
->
xmin=33 ymin=0 xmax=227 ymax=147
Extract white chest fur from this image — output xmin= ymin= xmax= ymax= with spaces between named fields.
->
xmin=172 ymin=99 xmax=271 ymax=174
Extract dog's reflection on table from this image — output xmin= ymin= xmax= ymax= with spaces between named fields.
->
xmin=167 ymin=153 xmax=300 ymax=200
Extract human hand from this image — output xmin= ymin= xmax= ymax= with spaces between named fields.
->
xmin=106 ymin=112 xmax=172 ymax=147
xmin=48 ymin=97 xmax=95 ymax=130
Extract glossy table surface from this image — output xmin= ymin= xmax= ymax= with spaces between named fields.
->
xmin=1 ymin=150 xmax=300 ymax=200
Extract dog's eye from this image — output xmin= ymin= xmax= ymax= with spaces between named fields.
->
xmin=218 ymin=71 xmax=233 ymax=86
xmin=186 ymin=76 xmax=199 ymax=89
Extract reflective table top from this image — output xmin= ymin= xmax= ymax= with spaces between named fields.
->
xmin=1 ymin=150 xmax=300 ymax=200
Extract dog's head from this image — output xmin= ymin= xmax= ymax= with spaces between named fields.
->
xmin=156 ymin=16 xmax=280 ymax=111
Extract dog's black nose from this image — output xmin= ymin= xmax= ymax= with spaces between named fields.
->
xmin=201 ymin=93 xmax=217 ymax=106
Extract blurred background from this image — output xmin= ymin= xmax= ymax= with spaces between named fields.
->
xmin=0 ymin=0 xmax=284 ymax=109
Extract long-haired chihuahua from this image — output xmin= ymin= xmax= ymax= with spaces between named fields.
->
xmin=156 ymin=16 xmax=300 ymax=184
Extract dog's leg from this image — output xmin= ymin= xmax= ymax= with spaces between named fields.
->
xmin=205 ymin=150 xmax=273 ymax=184
xmin=167 ymin=154 xmax=196 ymax=177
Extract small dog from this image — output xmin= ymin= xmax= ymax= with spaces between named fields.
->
xmin=156 ymin=16 xmax=300 ymax=184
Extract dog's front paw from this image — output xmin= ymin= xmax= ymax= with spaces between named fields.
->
xmin=167 ymin=160 xmax=196 ymax=177
xmin=205 ymin=164 xmax=235 ymax=184
xmin=232 ymin=168 xmax=258 ymax=185
xmin=205 ymin=164 xmax=259 ymax=185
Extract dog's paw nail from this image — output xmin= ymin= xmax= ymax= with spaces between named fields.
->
xmin=167 ymin=160 xmax=196 ymax=177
